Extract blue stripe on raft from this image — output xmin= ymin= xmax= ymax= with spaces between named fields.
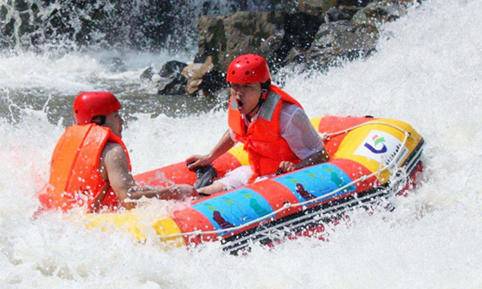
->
xmin=193 ymin=188 xmax=274 ymax=235
xmin=274 ymin=163 xmax=356 ymax=203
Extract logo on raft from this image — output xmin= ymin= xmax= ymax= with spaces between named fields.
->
xmin=364 ymin=134 xmax=388 ymax=154
xmin=355 ymin=130 xmax=408 ymax=166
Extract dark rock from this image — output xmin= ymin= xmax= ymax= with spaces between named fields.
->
xmin=0 ymin=0 xmax=178 ymax=50
xmin=156 ymin=61 xmax=188 ymax=95
xmin=157 ymin=74 xmax=187 ymax=95
xmin=352 ymin=0 xmax=410 ymax=26
xmin=140 ymin=66 xmax=155 ymax=81
xmin=14 ymin=0 xmax=29 ymax=11
xmin=194 ymin=16 xmax=227 ymax=65
xmin=300 ymin=20 xmax=379 ymax=69
xmin=297 ymin=0 xmax=337 ymax=16
xmin=337 ymin=0 xmax=374 ymax=7
xmin=199 ymin=70 xmax=227 ymax=96
xmin=182 ymin=57 xmax=215 ymax=95
xmin=0 ymin=0 xmax=340 ymax=51
xmin=324 ymin=6 xmax=358 ymax=22
xmin=159 ymin=60 xmax=187 ymax=78
xmin=195 ymin=10 xmax=322 ymax=72
xmin=196 ymin=11 xmax=286 ymax=71
xmin=0 ymin=5 xmax=7 ymax=19
xmin=283 ymin=12 xmax=324 ymax=50
xmin=139 ymin=61 xmax=188 ymax=95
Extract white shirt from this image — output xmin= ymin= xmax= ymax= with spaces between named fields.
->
xmin=229 ymin=103 xmax=324 ymax=159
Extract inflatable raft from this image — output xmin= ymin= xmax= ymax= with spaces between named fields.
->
xmin=85 ymin=115 xmax=424 ymax=253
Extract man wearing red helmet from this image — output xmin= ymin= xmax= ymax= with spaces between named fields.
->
xmin=38 ymin=91 xmax=191 ymax=213
xmin=187 ymin=54 xmax=328 ymax=195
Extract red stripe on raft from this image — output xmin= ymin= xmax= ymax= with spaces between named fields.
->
xmin=172 ymin=208 xmax=218 ymax=245
xmin=134 ymin=153 xmax=240 ymax=187
xmin=134 ymin=153 xmax=241 ymax=187
xmin=212 ymin=153 xmax=242 ymax=177
xmin=330 ymin=159 xmax=379 ymax=193
xmin=247 ymin=180 xmax=302 ymax=219
xmin=318 ymin=116 xmax=373 ymax=158
xmin=134 ymin=162 xmax=196 ymax=187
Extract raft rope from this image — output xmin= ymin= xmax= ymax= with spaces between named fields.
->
xmin=160 ymin=122 xmax=414 ymax=241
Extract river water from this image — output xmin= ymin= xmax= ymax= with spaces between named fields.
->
xmin=0 ymin=0 xmax=481 ymax=288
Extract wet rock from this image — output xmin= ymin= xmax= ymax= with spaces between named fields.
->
xmin=351 ymin=0 xmax=412 ymax=26
xmin=182 ymin=57 xmax=215 ymax=95
xmin=324 ymin=6 xmax=355 ymax=23
xmin=157 ymin=75 xmax=187 ymax=95
xmin=298 ymin=0 xmax=337 ymax=16
xmin=195 ymin=10 xmax=322 ymax=72
xmin=140 ymin=66 xmax=155 ymax=81
xmin=159 ymin=60 xmax=187 ymax=77
xmin=140 ymin=61 xmax=189 ymax=95
xmin=265 ymin=12 xmax=324 ymax=69
xmin=195 ymin=11 xmax=286 ymax=71
xmin=199 ymin=70 xmax=227 ymax=96
xmin=14 ymin=0 xmax=30 ymax=11
xmin=299 ymin=20 xmax=379 ymax=69
xmin=180 ymin=56 xmax=226 ymax=96
xmin=0 ymin=0 xmax=177 ymax=49
xmin=157 ymin=61 xmax=188 ymax=95
xmin=336 ymin=0 xmax=374 ymax=7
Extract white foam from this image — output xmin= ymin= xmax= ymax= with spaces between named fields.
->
xmin=0 ymin=0 xmax=481 ymax=288
xmin=0 ymin=50 xmax=190 ymax=93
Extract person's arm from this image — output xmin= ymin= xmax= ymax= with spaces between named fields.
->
xmin=186 ymin=129 xmax=235 ymax=170
xmin=278 ymin=149 xmax=329 ymax=174
xmin=102 ymin=144 xmax=190 ymax=209
xmin=277 ymin=105 xmax=329 ymax=174
xmin=295 ymin=149 xmax=329 ymax=169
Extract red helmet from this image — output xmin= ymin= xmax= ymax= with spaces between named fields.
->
xmin=226 ymin=54 xmax=271 ymax=84
xmin=73 ymin=91 xmax=121 ymax=124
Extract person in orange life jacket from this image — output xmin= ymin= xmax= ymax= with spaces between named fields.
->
xmin=38 ymin=91 xmax=193 ymax=213
xmin=186 ymin=54 xmax=329 ymax=195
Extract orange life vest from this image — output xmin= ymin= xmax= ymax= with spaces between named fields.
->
xmin=38 ymin=124 xmax=131 ymax=213
xmin=228 ymin=85 xmax=303 ymax=181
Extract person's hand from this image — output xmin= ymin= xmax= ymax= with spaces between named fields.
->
xmin=276 ymin=161 xmax=296 ymax=175
xmin=186 ymin=154 xmax=212 ymax=170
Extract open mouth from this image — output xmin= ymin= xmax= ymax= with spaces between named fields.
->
xmin=236 ymin=98 xmax=244 ymax=109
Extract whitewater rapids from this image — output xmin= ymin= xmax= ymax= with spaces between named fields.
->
xmin=0 ymin=0 xmax=481 ymax=288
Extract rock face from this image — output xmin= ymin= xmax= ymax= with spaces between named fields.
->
xmin=0 ymin=0 xmax=304 ymax=50
xmin=182 ymin=57 xmax=227 ymax=96
xmin=0 ymin=0 xmax=177 ymax=49
xmin=297 ymin=0 xmax=337 ymax=16
xmin=195 ymin=10 xmax=323 ymax=72
xmin=352 ymin=0 xmax=414 ymax=26
xmin=141 ymin=61 xmax=188 ymax=95
xmin=157 ymin=61 xmax=188 ymax=95
xmin=195 ymin=12 xmax=285 ymax=71
xmin=192 ymin=0 xmax=418 ymax=92
xmin=297 ymin=21 xmax=379 ymax=69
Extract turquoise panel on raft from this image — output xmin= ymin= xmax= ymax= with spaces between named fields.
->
xmin=193 ymin=188 xmax=274 ymax=235
xmin=274 ymin=163 xmax=356 ymax=203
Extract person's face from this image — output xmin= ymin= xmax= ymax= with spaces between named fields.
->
xmin=230 ymin=83 xmax=262 ymax=115
xmin=104 ymin=111 xmax=124 ymax=137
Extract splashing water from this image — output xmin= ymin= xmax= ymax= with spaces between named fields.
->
xmin=0 ymin=0 xmax=481 ymax=288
